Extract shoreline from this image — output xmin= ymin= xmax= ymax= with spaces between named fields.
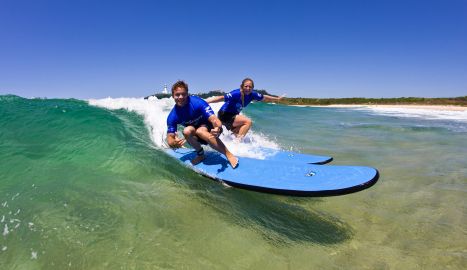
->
xmin=291 ymin=104 xmax=467 ymax=111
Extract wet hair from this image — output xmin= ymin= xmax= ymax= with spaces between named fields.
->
xmin=241 ymin=78 xmax=254 ymax=89
xmin=171 ymin=80 xmax=189 ymax=95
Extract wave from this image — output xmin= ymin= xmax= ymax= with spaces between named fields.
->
xmin=353 ymin=107 xmax=467 ymax=122
xmin=88 ymin=97 xmax=280 ymax=159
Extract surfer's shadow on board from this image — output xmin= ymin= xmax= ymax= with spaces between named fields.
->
xmin=199 ymin=188 xmax=353 ymax=246
xmin=178 ymin=151 xmax=229 ymax=173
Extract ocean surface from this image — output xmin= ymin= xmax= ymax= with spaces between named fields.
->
xmin=1 ymin=94 xmax=466 ymax=269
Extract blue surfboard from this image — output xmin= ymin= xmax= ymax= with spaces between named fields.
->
xmin=257 ymin=147 xmax=332 ymax=164
xmin=166 ymin=148 xmax=379 ymax=197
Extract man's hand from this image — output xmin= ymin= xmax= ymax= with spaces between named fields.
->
xmin=210 ymin=126 xmax=222 ymax=137
xmin=171 ymin=137 xmax=186 ymax=148
xmin=168 ymin=133 xmax=186 ymax=148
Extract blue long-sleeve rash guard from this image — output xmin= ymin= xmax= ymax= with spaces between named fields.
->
xmin=219 ymin=89 xmax=264 ymax=114
xmin=167 ymin=96 xmax=215 ymax=134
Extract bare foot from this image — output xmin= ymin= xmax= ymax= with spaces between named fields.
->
xmin=226 ymin=152 xmax=239 ymax=169
xmin=191 ymin=155 xmax=205 ymax=165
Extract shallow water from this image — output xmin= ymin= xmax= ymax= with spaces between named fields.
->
xmin=1 ymin=95 xmax=466 ymax=269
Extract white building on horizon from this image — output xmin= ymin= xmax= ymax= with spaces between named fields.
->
xmin=162 ymin=84 xmax=168 ymax=94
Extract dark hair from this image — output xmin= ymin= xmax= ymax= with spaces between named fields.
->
xmin=241 ymin=78 xmax=254 ymax=89
xmin=171 ymin=80 xmax=189 ymax=95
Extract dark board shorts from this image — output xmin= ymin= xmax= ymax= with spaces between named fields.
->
xmin=218 ymin=110 xmax=237 ymax=131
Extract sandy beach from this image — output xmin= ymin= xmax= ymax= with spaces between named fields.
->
xmin=292 ymin=104 xmax=467 ymax=111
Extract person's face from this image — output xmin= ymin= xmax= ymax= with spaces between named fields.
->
xmin=241 ymin=80 xmax=253 ymax=95
xmin=173 ymin=87 xmax=188 ymax=107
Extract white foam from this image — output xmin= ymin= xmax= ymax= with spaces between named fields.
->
xmin=88 ymin=96 xmax=280 ymax=159
xmin=3 ymin=224 xmax=9 ymax=236
xmin=11 ymin=193 xmax=19 ymax=200
xmin=355 ymin=107 xmax=467 ymax=122
xmin=89 ymin=96 xmax=173 ymax=147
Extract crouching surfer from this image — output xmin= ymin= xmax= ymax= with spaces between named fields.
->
xmin=166 ymin=80 xmax=239 ymax=168
xmin=206 ymin=78 xmax=285 ymax=141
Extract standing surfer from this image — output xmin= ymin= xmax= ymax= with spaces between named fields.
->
xmin=206 ymin=78 xmax=284 ymax=141
xmin=166 ymin=80 xmax=238 ymax=168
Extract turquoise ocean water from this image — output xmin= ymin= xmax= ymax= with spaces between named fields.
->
xmin=1 ymin=94 xmax=466 ymax=269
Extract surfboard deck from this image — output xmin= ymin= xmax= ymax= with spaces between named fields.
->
xmin=257 ymin=147 xmax=332 ymax=164
xmin=166 ymin=148 xmax=379 ymax=197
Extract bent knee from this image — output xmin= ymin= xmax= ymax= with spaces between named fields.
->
xmin=195 ymin=128 xmax=208 ymax=137
xmin=182 ymin=126 xmax=196 ymax=137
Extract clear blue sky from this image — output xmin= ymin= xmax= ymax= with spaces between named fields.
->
xmin=1 ymin=0 xmax=466 ymax=99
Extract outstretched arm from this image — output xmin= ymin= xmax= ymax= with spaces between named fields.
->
xmin=167 ymin=132 xmax=186 ymax=148
xmin=262 ymin=94 xmax=286 ymax=102
xmin=205 ymin=96 xmax=225 ymax=103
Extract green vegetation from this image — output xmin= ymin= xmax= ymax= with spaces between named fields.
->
xmin=280 ymin=96 xmax=467 ymax=106
xmin=146 ymin=91 xmax=467 ymax=106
